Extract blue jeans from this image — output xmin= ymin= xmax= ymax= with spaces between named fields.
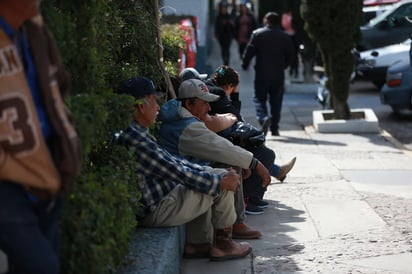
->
xmin=0 ymin=182 xmax=61 ymax=274
xmin=254 ymin=81 xmax=285 ymax=133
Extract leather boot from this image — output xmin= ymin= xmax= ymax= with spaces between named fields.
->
xmin=275 ymin=157 xmax=296 ymax=182
xmin=232 ymin=223 xmax=262 ymax=239
xmin=210 ymin=227 xmax=252 ymax=261
xmin=183 ymin=243 xmax=212 ymax=258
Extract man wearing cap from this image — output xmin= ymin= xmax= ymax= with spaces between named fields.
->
xmin=157 ymin=79 xmax=271 ymax=239
xmin=116 ymin=76 xmax=252 ymax=261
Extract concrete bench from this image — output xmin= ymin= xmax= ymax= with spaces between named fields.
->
xmin=1 ymin=226 xmax=185 ymax=274
xmin=0 ymin=250 xmax=7 ymax=274
xmin=117 ymin=225 xmax=185 ymax=274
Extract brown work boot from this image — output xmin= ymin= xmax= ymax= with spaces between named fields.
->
xmin=232 ymin=223 xmax=262 ymax=239
xmin=210 ymin=227 xmax=252 ymax=261
xmin=183 ymin=243 xmax=212 ymax=258
xmin=275 ymin=157 xmax=296 ymax=182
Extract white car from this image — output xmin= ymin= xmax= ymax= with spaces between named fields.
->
xmin=356 ymin=39 xmax=411 ymax=87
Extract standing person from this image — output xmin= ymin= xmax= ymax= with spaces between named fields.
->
xmin=282 ymin=12 xmax=300 ymax=79
xmin=242 ymin=12 xmax=295 ymax=136
xmin=214 ymin=1 xmax=234 ymax=66
xmin=0 ymin=1 xmax=82 ymax=273
xmin=116 ymin=76 xmax=252 ymax=261
xmin=234 ymin=3 xmax=257 ymax=58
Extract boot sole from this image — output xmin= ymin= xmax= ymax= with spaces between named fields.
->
xmin=209 ymin=247 xmax=252 ymax=261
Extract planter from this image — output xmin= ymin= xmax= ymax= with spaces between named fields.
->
xmin=313 ymin=108 xmax=380 ymax=133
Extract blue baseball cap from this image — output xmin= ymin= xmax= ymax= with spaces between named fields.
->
xmin=117 ymin=77 xmax=161 ymax=99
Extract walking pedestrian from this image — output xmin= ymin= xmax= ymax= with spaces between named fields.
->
xmin=234 ymin=3 xmax=257 ymax=58
xmin=242 ymin=12 xmax=295 ymax=136
xmin=214 ymin=1 xmax=234 ymax=66
xmin=0 ymin=1 xmax=82 ymax=273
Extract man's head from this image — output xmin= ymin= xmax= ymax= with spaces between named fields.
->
xmin=263 ymin=12 xmax=280 ymax=27
xmin=179 ymin=67 xmax=208 ymax=82
xmin=117 ymin=76 xmax=161 ymax=127
xmin=178 ymin=79 xmax=219 ymax=121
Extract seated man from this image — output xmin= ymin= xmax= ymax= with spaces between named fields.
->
xmin=116 ymin=76 xmax=251 ymax=261
xmin=157 ymin=79 xmax=271 ymax=237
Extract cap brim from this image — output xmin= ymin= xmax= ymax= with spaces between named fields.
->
xmin=199 ymin=92 xmax=220 ymax=102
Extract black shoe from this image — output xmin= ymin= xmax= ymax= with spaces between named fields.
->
xmin=271 ymin=130 xmax=280 ymax=136
xmin=245 ymin=203 xmax=264 ymax=215
xmin=249 ymin=197 xmax=269 ymax=209
xmin=261 ymin=117 xmax=271 ymax=137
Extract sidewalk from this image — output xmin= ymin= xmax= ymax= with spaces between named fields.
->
xmin=181 ymin=39 xmax=412 ymax=273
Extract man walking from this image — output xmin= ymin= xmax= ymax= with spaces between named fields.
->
xmin=242 ymin=12 xmax=294 ymax=136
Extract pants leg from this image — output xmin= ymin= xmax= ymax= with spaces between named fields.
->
xmin=0 ymin=182 xmax=61 ymax=274
xmin=253 ymin=90 xmax=268 ymax=125
xmin=242 ymin=146 xmax=276 ymax=200
xmin=268 ymin=84 xmax=285 ymax=133
xmin=219 ymin=38 xmax=232 ymax=66
xmin=142 ymin=179 xmax=236 ymax=243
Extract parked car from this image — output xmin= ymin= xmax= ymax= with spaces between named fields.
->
xmin=362 ymin=4 xmax=395 ymax=25
xmin=356 ymin=39 xmax=411 ymax=87
xmin=380 ymin=58 xmax=412 ymax=113
xmin=357 ymin=0 xmax=412 ymax=51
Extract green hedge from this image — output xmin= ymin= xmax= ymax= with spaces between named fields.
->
xmin=40 ymin=0 xmax=181 ymax=273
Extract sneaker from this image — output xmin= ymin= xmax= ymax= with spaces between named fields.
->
xmin=261 ymin=117 xmax=271 ymax=137
xmin=249 ymin=197 xmax=269 ymax=209
xmin=245 ymin=203 xmax=264 ymax=215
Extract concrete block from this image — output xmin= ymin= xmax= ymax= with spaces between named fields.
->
xmin=313 ymin=108 xmax=380 ymax=133
xmin=117 ymin=225 xmax=185 ymax=274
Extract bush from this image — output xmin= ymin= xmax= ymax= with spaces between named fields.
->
xmin=40 ymin=0 xmax=169 ymax=273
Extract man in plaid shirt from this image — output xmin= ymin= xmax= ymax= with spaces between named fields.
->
xmin=116 ymin=76 xmax=252 ymax=261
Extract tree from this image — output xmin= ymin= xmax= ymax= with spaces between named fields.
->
xmin=301 ymin=0 xmax=362 ymax=119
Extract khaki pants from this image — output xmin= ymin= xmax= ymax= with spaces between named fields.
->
xmin=141 ymin=169 xmax=236 ymax=243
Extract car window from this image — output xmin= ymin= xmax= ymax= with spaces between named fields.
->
xmin=386 ymin=3 xmax=412 ymax=27
xmin=369 ymin=2 xmax=412 ymax=26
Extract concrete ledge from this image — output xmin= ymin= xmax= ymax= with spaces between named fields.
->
xmin=313 ymin=108 xmax=380 ymax=133
xmin=0 ymin=250 xmax=7 ymax=274
xmin=117 ymin=225 xmax=185 ymax=274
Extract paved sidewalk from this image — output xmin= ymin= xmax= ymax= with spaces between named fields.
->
xmin=181 ymin=39 xmax=412 ymax=273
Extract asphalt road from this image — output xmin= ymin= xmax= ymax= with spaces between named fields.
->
xmin=348 ymin=80 xmax=412 ymax=150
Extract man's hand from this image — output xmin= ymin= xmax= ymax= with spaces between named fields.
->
xmin=220 ymin=168 xmax=240 ymax=192
xmin=241 ymin=63 xmax=248 ymax=71
xmin=255 ymin=161 xmax=271 ymax=188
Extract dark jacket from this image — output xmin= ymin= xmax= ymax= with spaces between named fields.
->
xmin=205 ymin=79 xmax=243 ymax=122
xmin=242 ymin=25 xmax=295 ymax=85
xmin=234 ymin=13 xmax=257 ymax=41
xmin=214 ymin=13 xmax=234 ymax=41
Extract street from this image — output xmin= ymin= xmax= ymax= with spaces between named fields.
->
xmin=348 ymin=80 xmax=412 ymax=151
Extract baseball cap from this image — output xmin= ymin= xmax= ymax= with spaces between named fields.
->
xmin=117 ymin=77 xmax=161 ymax=99
xmin=179 ymin=68 xmax=208 ymax=82
xmin=178 ymin=79 xmax=220 ymax=102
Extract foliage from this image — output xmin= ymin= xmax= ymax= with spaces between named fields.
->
xmin=40 ymin=0 xmax=175 ymax=273
xmin=301 ymin=0 xmax=363 ymax=119
xmin=61 ymin=93 xmax=142 ymax=274
xmin=161 ymin=23 xmax=186 ymax=76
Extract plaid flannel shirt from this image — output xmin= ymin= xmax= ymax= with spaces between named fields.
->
xmin=118 ymin=121 xmax=221 ymax=216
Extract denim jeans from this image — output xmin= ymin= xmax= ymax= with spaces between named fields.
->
xmin=0 ymin=182 xmax=61 ymax=274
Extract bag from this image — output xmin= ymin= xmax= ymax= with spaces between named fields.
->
xmin=228 ymin=121 xmax=265 ymax=150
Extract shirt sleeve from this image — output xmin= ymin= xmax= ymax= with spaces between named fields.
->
xmin=127 ymin=131 xmax=221 ymax=196
xmin=178 ymin=122 xmax=254 ymax=170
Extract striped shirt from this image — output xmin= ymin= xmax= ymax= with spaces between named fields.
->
xmin=118 ymin=121 xmax=221 ymax=216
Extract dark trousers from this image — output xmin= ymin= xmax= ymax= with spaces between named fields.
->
xmin=218 ymin=38 xmax=232 ymax=66
xmin=0 ymin=182 xmax=61 ymax=274
xmin=242 ymin=145 xmax=275 ymax=200
xmin=254 ymin=81 xmax=285 ymax=133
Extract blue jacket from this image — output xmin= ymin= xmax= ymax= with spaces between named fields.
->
xmin=157 ymin=99 xmax=254 ymax=169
